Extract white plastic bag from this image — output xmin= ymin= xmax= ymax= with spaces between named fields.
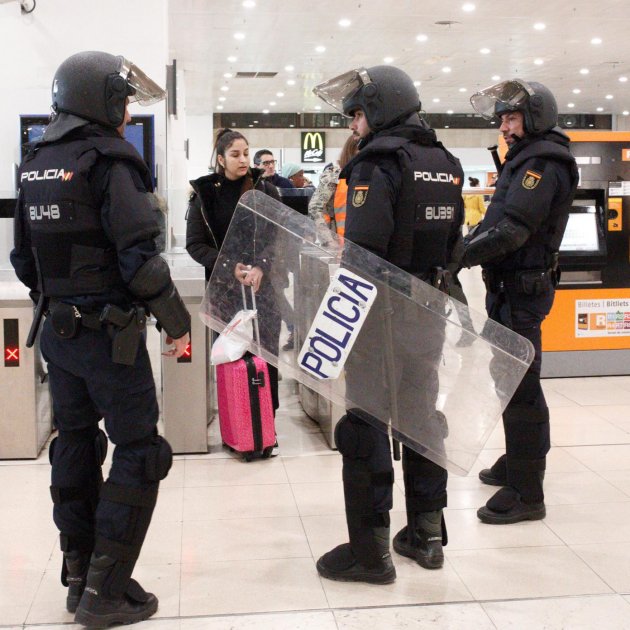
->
xmin=210 ymin=309 xmax=256 ymax=365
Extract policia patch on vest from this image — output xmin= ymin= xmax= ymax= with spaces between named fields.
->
xmin=352 ymin=185 xmax=369 ymax=207
xmin=522 ymin=169 xmax=542 ymax=190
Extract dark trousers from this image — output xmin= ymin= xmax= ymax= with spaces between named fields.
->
xmin=486 ymin=287 xmax=553 ymax=502
xmin=41 ymin=319 xmax=159 ymax=548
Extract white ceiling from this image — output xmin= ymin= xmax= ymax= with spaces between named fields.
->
xmin=169 ymin=0 xmax=630 ymax=119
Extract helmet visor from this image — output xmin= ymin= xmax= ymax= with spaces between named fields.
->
xmin=312 ymin=68 xmax=372 ymax=115
xmin=470 ymin=79 xmax=535 ymax=119
xmin=119 ymin=58 xmax=166 ymax=106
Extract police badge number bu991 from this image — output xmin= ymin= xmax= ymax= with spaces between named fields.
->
xmin=298 ymin=268 xmax=377 ymax=380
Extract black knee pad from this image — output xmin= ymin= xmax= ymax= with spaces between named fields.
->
xmin=145 ymin=435 xmax=173 ymax=482
xmin=335 ymin=414 xmax=374 ymax=459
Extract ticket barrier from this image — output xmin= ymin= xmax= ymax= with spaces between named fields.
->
xmin=0 ymin=269 xmax=52 ymax=458
xmin=294 ymin=246 xmax=344 ymax=448
xmin=542 ymin=131 xmax=630 ymax=376
xmin=160 ymin=252 xmax=214 ymax=453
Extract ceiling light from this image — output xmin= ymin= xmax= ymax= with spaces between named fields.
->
xmin=533 ymin=22 xmax=546 ymax=30
xmin=253 ymin=120 xmax=258 ymax=124
xmin=432 ymin=98 xmax=440 ymax=103
xmin=591 ymin=37 xmax=602 ymax=45
xmin=589 ymin=123 xmax=594 ymax=127
xmin=414 ymin=80 xmax=422 ymax=87
xmin=490 ymin=120 xmax=496 ymax=125
xmin=444 ymin=125 xmax=450 ymax=128
xmin=567 ymin=103 xmax=575 ymax=108
xmin=442 ymin=66 xmax=451 ymax=73
xmin=619 ymin=76 xmax=628 ymax=83
xmin=287 ymin=79 xmax=296 ymax=86
xmin=606 ymin=94 xmax=614 ymax=99
xmin=416 ymin=34 xmax=428 ymax=42
xmin=572 ymin=88 xmax=581 ymax=94
xmin=223 ymin=72 xmax=232 ymax=78
xmin=492 ymin=75 xmax=501 ymax=81
xmin=580 ymin=68 xmax=589 ymax=75
xmin=227 ymin=56 xmax=237 ymax=63
xmin=248 ymin=124 xmax=253 ymax=128
xmin=262 ymin=109 xmax=269 ymax=114
xmin=269 ymin=101 xmax=276 ymax=106
xmin=218 ymin=96 xmax=226 ymax=102
xmin=242 ymin=0 xmax=255 ymax=7
xmin=339 ymin=18 xmax=351 ymax=27
xmin=446 ymin=109 xmax=454 ymax=114
xmin=566 ymin=121 xmax=573 ymax=125
xmin=384 ymin=56 xmax=394 ymax=64
xmin=480 ymin=48 xmax=490 ymax=54
xmin=315 ymin=45 xmax=326 ymax=53
xmin=462 ymin=3 xmax=475 ymax=11
xmin=285 ymin=65 xmax=294 ymax=72
xmin=216 ymin=105 xmax=223 ymax=110
xmin=623 ymin=111 xmax=630 ymax=116
xmin=314 ymin=105 xmax=322 ymax=110
xmin=534 ymin=58 xmax=544 ymax=65
xmin=276 ymin=92 xmax=284 ymax=97
xmin=233 ymin=32 xmax=245 ymax=40
xmin=596 ymin=107 xmax=604 ymax=112
xmin=459 ymin=87 xmax=467 ymax=92
xmin=220 ymin=86 xmax=229 ymax=92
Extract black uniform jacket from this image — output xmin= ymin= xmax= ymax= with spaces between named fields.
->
xmin=341 ymin=117 xmax=464 ymax=278
xmin=11 ymin=123 xmax=161 ymax=309
xmin=478 ymin=128 xmax=578 ymax=272
xmin=185 ymin=168 xmax=280 ymax=279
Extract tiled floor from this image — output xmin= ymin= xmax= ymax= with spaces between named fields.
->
xmin=3 ymin=270 xmax=630 ymax=629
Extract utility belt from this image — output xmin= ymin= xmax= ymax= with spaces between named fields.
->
xmin=47 ymin=300 xmax=147 ymax=366
xmin=416 ymin=267 xmax=452 ymax=294
xmin=482 ymin=266 xmax=560 ymax=296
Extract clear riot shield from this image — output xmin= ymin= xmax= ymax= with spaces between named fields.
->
xmin=200 ymin=191 xmax=534 ymax=475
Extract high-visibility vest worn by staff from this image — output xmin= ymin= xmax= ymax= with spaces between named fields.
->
xmin=332 ymin=177 xmax=349 ymax=236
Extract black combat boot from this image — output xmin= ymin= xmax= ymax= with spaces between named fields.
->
xmin=74 ymin=554 xmax=158 ymax=627
xmin=478 ymin=454 xmax=508 ymax=486
xmin=393 ymin=509 xmax=444 ymax=569
xmin=316 ymin=526 xmax=396 ymax=585
xmin=63 ymin=550 xmax=91 ymax=613
xmin=477 ymin=486 xmax=546 ymax=524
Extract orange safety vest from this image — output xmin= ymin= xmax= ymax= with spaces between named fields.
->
xmin=332 ymin=178 xmax=348 ymax=236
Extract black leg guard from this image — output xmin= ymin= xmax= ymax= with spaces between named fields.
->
xmin=316 ymin=414 xmax=396 ymax=585
xmin=393 ymin=446 xmax=447 ymax=569
xmin=50 ymin=428 xmax=108 ymax=612
xmin=75 ymin=435 xmax=171 ymax=626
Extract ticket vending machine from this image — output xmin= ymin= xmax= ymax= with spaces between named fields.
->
xmin=542 ymin=132 xmax=630 ymax=376
xmin=0 ymin=269 xmax=52 ymax=458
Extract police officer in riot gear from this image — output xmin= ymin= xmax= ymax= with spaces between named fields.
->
xmin=463 ymin=79 xmax=578 ymax=524
xmin=11 ymin=51 xmax=191 ymax=626
xmin=313 ymin=66 xmax=464 ymax=583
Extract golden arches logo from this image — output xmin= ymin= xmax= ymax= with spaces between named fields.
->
xmin=303 ymin=132 xmax=324 ymax=151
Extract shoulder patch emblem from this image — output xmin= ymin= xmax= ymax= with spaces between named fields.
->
xmin=352 ymin=185 xmax=369 ymax=207
xmin=522 ymin=169 xmax=542 ymax=190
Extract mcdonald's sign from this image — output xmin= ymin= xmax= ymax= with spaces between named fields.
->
xmin=301 ymin=131 xmax=325 ymax=163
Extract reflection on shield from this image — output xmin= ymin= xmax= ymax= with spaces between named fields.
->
xmin=200 ymin=190 xmax=534 ymax=475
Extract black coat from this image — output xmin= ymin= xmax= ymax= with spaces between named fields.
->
xmin=185 ymin=168 xmax=280 ymax=278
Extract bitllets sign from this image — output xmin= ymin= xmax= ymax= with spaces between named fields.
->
xmin=301 ymin=131 xmax=325 ymax=163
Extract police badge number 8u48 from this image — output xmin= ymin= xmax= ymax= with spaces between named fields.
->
xmin=298 ymin=268 xmax=377 ymax=380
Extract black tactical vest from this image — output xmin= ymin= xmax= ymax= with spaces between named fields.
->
xmin=483 ymin=134 xmax=578 ymax=271
xmin=18 ymin=136 xmax=152 ymax=297
xmin=386 ymin=140 xmax=464 ymax=276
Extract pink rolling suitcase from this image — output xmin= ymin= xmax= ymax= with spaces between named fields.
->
xmin=216 ymin=286 xmax=276 ymax=461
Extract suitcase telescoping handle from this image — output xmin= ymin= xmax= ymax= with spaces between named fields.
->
xmin=241 ymin=283 xmax=262 ymax=356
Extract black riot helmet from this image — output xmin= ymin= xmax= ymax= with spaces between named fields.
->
xmin=470 ymin=79 xmax=558 ymax=135
xmin=313 ymin=66 xmax=421 ymax=132
xmin=51 ymin=51 xmax=166 ymax=128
